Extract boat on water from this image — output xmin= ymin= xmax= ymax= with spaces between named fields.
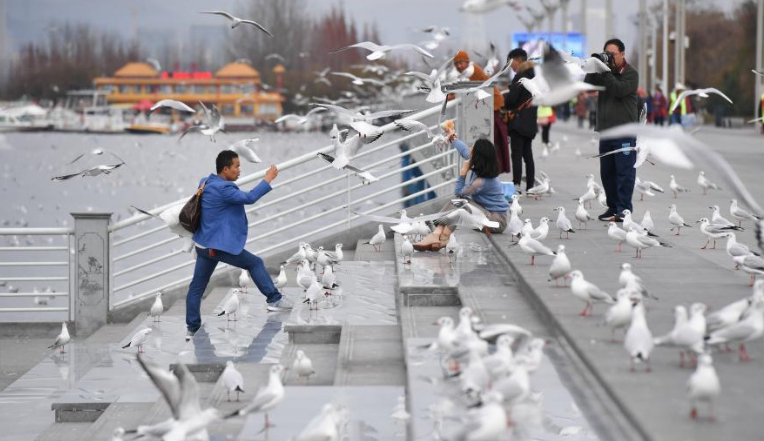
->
xmin=0 ymin=104 xmax=53 ymax=132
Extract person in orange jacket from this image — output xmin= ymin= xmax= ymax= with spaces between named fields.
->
xmin=451 ymin=50 xmax=510 ymax=175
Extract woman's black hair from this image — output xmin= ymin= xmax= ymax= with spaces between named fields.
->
xmin=470 ymin=138 xmax=500 ymax=178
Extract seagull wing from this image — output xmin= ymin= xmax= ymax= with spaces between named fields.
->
xmin=312 ymin=102 xmax=353 ymax=118
xmin=130 ymin=205 xmax=163 ymax=220
xmin=51 ymin=171 xmax=84 ymax=181
xmin=330 ymin=41 xmax=383 ymax=54
xmin=344 ymin=164 xmax=378 ymax=183
xmin=404 ymin=71 xmax=433 ymax=82
xmin=330 ymin=72 xmax=359 ymax=81
xmin=702 ymin=88 xmax=733 ymax=105
xmin=582 ymin=57 xmax=611 ymax=73
xmin=174 ymin=362 xmax=202 ymax=420
xmin=669 ymin=90 xmax=692 ymax=114
xmin=394 ymin=119 xmax=435 ymax=138
xmin=178 ymin=125 xmax=205 ymax=142
xmin=200 ymin=10 xmax=235 ymax=21
xmin=229 ymin=144 xmax=262 ymax=163
xmin=363 ymin=109 xmax=415 ymax=121
xmin=390 ymin=43 xmax=434 ymax=58
xmin=68 ymin=153 xmax=86 ymax=164
xmin=137 ymin=354 xmax=182 ymax=419
xmin=239 ymin=19 xmax=273 ymax=37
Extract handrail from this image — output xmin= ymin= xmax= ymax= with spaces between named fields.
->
xmin=0 ymin=228 xmax=73 ymax=235
xmin=109 ymin=99 xmax=460 ymax=232
xmin=111 ymin=178 xmax=455 ymax=309
xmin=0 ymin=246 xmax=69 ymax=252
xmin=112 ymin=159 xmax=455 ymax=292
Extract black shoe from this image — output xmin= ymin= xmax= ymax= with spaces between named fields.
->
xmin=515 ymin=189 xmax=523 ymax=196
xmin=604 ymin=215 xmax=624 ymax=223
xmin=597 ymin=211 xmax=614 ymax=221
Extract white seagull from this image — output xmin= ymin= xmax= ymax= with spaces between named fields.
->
xmin=217 ymin=290 xmax=240 ymax=321
xmin=697 ymin=171 xmax=721 ymax=195
xmin=293 ymin=350 xmax=316 ymax=382
xmin=624 ymin=301 xmax=654 ymax=372
xmin=669 ymin=87 xmax=733 ymax=114
xmin=569 ymin=270 xmax=615 ymax=316
xmin=229 ymin=364 xmax=286 ymax=429
xmin=122 ymin=328 xmax=153 ymax=353
xmin=365 ymin=225 xmax=386 ymax=252
xmin=199 ymin=10 xmax=273 ymax=36
xmin=668 ymin=204 xmax=692 ymax=235
xmin=148 ymin=99 xmax=196 ymax=117
xmin=687 ymin=354 xmax=721 ymax=421
xmin=221 ymin=361 xmax=245 ymax=401
xmin=48 ymin=322 xmax=70 ymax=354
xmin=148 ymin=292 xmax=164 ymax=322
xmin=330 ymin=41 xmax=434 ymax=60
xmin=548 ymin=244 xmax=572 ymax=286
xmin=226 ymin=138 xmax=262 ymax=163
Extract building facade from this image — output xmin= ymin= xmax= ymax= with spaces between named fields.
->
xmin=93 ymin=61 xmax=284 ymax=120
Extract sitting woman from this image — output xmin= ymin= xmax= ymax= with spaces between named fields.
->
xmin=413 ymin=137 xmax=509 ymax=251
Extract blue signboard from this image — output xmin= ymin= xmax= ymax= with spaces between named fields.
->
xmin=512 ymin=32 xmax=586 ymax=59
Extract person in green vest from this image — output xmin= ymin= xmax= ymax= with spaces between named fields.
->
xmin=537 ymin=105 xmax=555 ymax=146
xmin=669 ymin=82 xmax=692 ymax=126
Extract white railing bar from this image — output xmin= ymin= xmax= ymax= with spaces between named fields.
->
xmin=112 ymin=163 xmax=456 ymax=294
xmin=0 ymin=262 xmax=68 ymax=267
xmin=0 ymin=292 xmax=68 ymax=298
xmin=244 ymin=163 xmax=455 ymax=245
xmin=113 ymin=224 xmax=167 ymax=247
xmin=114 ymin=235 xmax=178 ymax=263
xmin=113 ymin=155 xmax=453 ymax=279
xmin=0 ymin=276 xmax=68 ymax=282
xmin=111 ymin=179 xmax=455 ymax=308
xmin=0 ymin=246 xmax=69 ymax=252
xmin=114 ymin=248 xmax=184 ymax=278
xmin=109 ymin=99 xmax=460 ymax=232
xmin=0 ymin=228 xmax=73 ymax=235
xmin=0 ymin=307 xmax=68 ymax=312
xmin=247 ymin=148 xmax=454 ymax=230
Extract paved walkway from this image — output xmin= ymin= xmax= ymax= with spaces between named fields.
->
xmin=498 ymin=121 xmax=764 ymax=440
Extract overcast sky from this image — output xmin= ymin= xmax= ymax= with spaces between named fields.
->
xmin=2 ymin=0 xmax=743 ymax=63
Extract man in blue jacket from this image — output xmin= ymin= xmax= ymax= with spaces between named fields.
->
xmin=185 ymin=150 xmax=292 ymax=340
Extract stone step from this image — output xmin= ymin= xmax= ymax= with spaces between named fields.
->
xmin=34 ymin=422 xmax=92 ymax=441
xmin=334 ymin=324 xmax=406 ymax=386
xmin=394 ymin=233 xmax=461 ymax=306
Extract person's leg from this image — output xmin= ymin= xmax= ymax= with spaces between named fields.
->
xmin=186 ymin=248 xmax=218 ymax=332
xmin=213 ymin=249 xmax=282 ymax=303
xmin=613 ymin=137 xmax=638 ymax=214
xmin=522 ymin=136 xmax=535 ymax=191
xmin=414 ymin=202 xmax=454 ymax=250
xmin=599 ymin=139 xmax=618 ymax=216
xmin=509 ymin=132 xmax=524 ymax=188
xmin=541 ymin=125 xmax=550 ymax=144
xmin=493 ymin=112 xmax=510 ymax=174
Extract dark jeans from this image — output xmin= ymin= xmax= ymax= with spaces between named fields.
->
xmin=186 ymin=247 xmax=282 ymax=332
xmin=653 ymin=116 xmax=665 ymax=126
xmin=599 ymin=137 xmax=637 ymax=215
xmin=509 ymin=132 xmax=534 ymax=191
xmin=541 ymin=124 xmax=551 ymax=144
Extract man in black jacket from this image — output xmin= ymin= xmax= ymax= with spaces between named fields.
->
xmin=504 ymin=48 xmax=537 ymax=195
xmin=584 ymin=38 xmax=639 ymax=222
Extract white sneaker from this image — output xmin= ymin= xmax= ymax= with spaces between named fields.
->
xmin=185 ymin=329 xmax=196 ymax=342
xmin=266 ymin=297 xmax=294 ymax=312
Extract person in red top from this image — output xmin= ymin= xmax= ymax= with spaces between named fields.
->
xmin=651 ymin=86 xmax=668 ymax=126
xmin=451 ymin=50 xmax=510 ymax=175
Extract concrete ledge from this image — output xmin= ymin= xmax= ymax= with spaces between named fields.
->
xmin=51 ymin=402 xmax=110 ymax=423
xmin=394 ymin=234 xmax=461 ymax=306
xmin=284 ymin=324 xmax=342 ymax=344
xmin=0 ymin=321 xmax=65 ymax=337
xmin=170 ymin=363 xmax=226 ymax=383
xmin=401 ymin=290 xmax=461 ymax=306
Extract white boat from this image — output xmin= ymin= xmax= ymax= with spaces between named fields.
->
xmin=0 ymin=104 xmax=53 ymax=132
xmin=49 ymin=90 xmax=129 ymax=133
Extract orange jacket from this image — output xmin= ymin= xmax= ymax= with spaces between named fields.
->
xmin=469 ymin=63 xmax=504 ymax=111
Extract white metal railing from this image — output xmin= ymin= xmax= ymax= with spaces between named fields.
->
xmin=0 ymin=228 xmax=73 ymax=322
xmin=108 ymin=99 xmax=461 ymax=308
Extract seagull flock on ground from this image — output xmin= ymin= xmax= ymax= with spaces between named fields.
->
xmin=19 ymin=0 xmax=764 ymax=439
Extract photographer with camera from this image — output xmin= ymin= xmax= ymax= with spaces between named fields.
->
xmin=584 ymin=38 xmax=639 ymax=223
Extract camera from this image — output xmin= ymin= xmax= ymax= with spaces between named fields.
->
xmin=592 ymin=52 xmax=614 ymax=66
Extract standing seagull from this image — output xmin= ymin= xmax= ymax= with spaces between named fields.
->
xmin=668 ymin=204 xmax=692 ymax=235
xmin=553 ymin=206 xmax=576 ymax=239
xmin=569 ymin=270 xmax=615 ymax=316
xmin=48 ymin=322 xmax=70 ymax=354
xmin=365 ymin=225 xmax=386 ymax=252
xmin=697 ymin=171 xmax=721 ymax=195
xmin=669 ymin=175 xmax=691 ymax=198
xmin=273 ymin=265 xmax=287 ymax=290
xmin=517 ymin=232 xmax=556 ymax=266
xmin=625 ymin=228 xmax=671 ymax=258
xmin=730 ymin=199 xmax=759 ymax=227
xmin=293 ymin=350 xmax=316 ymax=382
xmin=705 ymin=299 xmax=764 ymax=362
xmin=608 ymin=221 xmax=628 ymax=252
xmin=122 ymin=328 xmax=153 ymax=353
xmin=148 ymin=292 xmax=164 ymax=322
xmin=624 ymin=302 xmax=654 ymax=372
xmin=687 ymin=354 xmax=721 ymax=421
xmin=221 ymin=361 xmax=245 ymax=401
xmin=229 ymin=364 xmax=286 ymax=429
xmin=217 ymin=290 xmax=240 ymax=321
xmin=401 ymin=236 xmax=414 ymax=264
xmin=575 ymin=201 xmax=593 ymax=229
xmin=548 ymin=244 xmax=572 ymax=286
xmin=199 ymin=10 xmax=273 ymax=37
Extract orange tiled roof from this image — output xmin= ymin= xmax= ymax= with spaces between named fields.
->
xmin=114 ymin=62 xmax=159 ymax=78
xmin=215 ymin=62 xmax=260 ymax=78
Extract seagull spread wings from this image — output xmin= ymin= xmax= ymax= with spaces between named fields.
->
xmin=669 ymin=88 xmax=733 ymax=114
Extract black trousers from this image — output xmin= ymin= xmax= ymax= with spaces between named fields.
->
xmin=509 ymin=132 xmax=535 ymax=191
xmin=599 ymin=137 xmax=637 ymax=215
xmin=541 ymin=124 xmax=551 ymax=144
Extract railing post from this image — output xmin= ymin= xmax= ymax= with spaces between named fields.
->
xmin=454 ymin=89 xmax=494 ymax=194
xmin=70 ymin=213 xmax=111 ymax=337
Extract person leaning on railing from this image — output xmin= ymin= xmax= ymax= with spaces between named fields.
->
xmin=413 ymin=135 xmax=509 ymax=252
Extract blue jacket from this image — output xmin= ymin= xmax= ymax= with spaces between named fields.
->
xmin=192 ymin=174 xmax=272 ymax=255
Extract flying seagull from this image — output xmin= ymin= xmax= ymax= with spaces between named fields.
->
xmin=199 ymin=10 xmax=273 ymax=37
xmin=331 ymin=41 xmax=434 ymax=61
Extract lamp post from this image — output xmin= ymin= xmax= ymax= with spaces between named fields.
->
xmin=662 ymin=0 xmax=669 ymax=92
xmin=755 ymin=0 xmax=763 ymax=121
xmin=581 ymin=0 xmax=587 ymax=53
xmin=526 ymin=6 xmax=547 ymax=39
xmin=605 ymin=0 xmax=613 ymax=38
xmin=638 ymin=0 xmax=648 ymax=91
xmin=518 ymin=14 xmax=536 ymax=34
xmin=650 ymin=11 xmax=658 ymax=93
xmin=558 ymin=0 xmax=571 ymax=52
xmin=540 ymin=0 xmax=559 ymax=43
